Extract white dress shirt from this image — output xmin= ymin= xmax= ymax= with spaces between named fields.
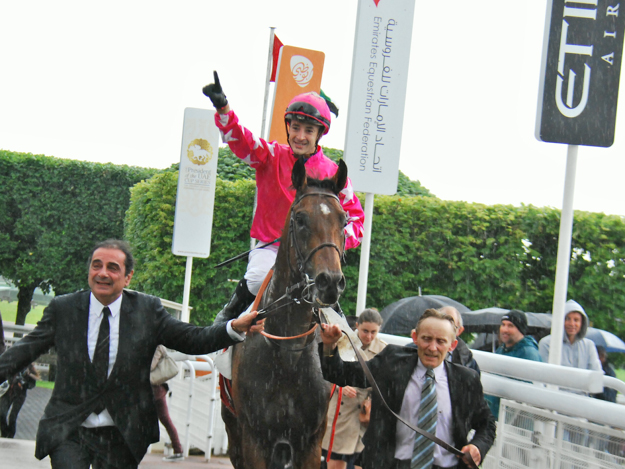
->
xmin=82 ymin=293 xmax=242 ymax=427
xmin=394 ymin=359 xmax=457 ymax=468
xmin=82 ymin=293 xmax=122 ymax=427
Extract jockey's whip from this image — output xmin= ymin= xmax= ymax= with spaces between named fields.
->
xmin=214 ymin=239 xmax=279 ymax=269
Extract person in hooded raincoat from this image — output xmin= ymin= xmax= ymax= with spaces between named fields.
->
xmin=538 ymin=299 xmax=601 ymax=373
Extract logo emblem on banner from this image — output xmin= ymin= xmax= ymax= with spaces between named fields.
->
xmin=291 ymin=55 xmax=314 ymax=87
xmin=268 ymin=46 xmax=325 ymax=143
xmin=186 ymin=139 xmax=213 ymax=165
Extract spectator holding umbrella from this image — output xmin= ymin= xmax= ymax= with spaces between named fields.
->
xmin=594 ymin=345 xmax=617 ymax=403
xmin=440 ymin=306 xmax=480 ymax=375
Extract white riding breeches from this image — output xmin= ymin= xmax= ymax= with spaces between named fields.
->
xmin=243 ymin=242 xmax=279 ymax=295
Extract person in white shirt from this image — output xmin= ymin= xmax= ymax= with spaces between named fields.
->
xmin=0 ymin=239 xmax=262 ymax=468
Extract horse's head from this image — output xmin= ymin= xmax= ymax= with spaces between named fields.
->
xmin=285 ymin=158 xmax=348 ymax=307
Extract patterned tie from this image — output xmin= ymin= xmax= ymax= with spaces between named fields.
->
xmin=412 ymin=368 xmax=437 ymax=469
xmin=92 ymin=306 xmax=111 ymax=414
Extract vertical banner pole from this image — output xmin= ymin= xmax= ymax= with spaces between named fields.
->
xmin=173 ymin=108 xmax=219 ymax=322
xmin=548 ymin=144 xmax=578 ymax=365
xmin=252 ymin=27 xmax=276 ymax=251
xmin=260 ymin=27 xmax=276 ymax=140
xmin=181 ymin=256 xmax=193 ymax=323
xmin=356 ymin=192 xmax=375 ymax=315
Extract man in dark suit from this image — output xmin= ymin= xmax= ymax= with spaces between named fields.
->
xmin=0 ymin=239 xmax=261 ymax=468
xmin=320 ymin=309 xmax=495 ymax=469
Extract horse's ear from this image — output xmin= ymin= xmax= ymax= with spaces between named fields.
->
xmin=292 ymin=157 xmax=307 ymax=191
xmin=332 ymin=159 xmax=348 ymax=195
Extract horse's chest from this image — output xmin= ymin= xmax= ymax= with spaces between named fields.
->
xmin=238 ymin=354 xmax=327 ymax=430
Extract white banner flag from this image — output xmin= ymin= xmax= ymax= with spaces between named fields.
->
xmin=172 ymin=108 xmax=219 ymax=258
xmin=344 ymin=0 xmax=415 ymax=195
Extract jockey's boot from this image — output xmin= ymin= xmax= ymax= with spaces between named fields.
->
xmin=213 ymin=279 xmax=256 ymax=325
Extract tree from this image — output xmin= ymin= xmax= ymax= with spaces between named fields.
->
xmin=0 ymin=151 xmax=157 ymax=324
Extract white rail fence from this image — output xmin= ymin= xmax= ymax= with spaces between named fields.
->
xmin=379 ymin=333 xmax=625 ymax=468
xmin=153 ymin=352 xmax=227 ymax=461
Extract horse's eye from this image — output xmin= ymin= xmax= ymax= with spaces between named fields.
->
xmin=295 ymin=212 xmax=308 ymax=229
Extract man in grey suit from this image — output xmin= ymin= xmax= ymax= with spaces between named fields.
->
xmin=0 ymin=239 xmax=261 ymax=468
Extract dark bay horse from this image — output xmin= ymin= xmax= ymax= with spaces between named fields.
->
xmin=222 ymin=158 xmax=349 ymax=469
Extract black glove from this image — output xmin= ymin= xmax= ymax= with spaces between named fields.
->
xmin=202 ymin=71 xmax=228 ymax=109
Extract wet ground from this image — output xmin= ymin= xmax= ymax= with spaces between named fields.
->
xmin=0 ymin=386 xmax=234 ymax=468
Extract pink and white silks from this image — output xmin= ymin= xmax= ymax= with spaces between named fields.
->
xmin=215 ymin=110 xmax=365 ymax=295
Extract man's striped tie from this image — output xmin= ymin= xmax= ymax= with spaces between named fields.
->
xmin=412 ymin=368 xmax=437 ymax=469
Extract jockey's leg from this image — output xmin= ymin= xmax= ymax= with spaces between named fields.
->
xmin=213 ymin=278 xmax=256 ymax=325
xmin=244 ymin=243 xmax=279 ymax=295
xmin=213 ymin=243 xmax=279 ymax=325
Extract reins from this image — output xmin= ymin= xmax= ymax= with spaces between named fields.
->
xmin=261 ymin=323 xmax=318 ymax=341
xmin=251 ymin=270 xmax=320 ymax=344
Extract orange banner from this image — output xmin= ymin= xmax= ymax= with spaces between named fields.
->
xmin=268 ymin=46 xmax=325 ymax=144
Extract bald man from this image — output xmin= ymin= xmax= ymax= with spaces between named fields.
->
xmin=439 ymin=306 xmax=480 ymax=375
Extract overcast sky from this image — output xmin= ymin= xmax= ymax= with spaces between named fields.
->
xmin=1 ymin=0 xmax=624 ymax=216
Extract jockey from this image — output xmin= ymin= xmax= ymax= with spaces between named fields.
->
xmin=203 ymin=71 xmax=365 ymax=326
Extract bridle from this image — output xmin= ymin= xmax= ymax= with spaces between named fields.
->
xmin=253 ymin=190 xmax=346 ymax=349
xmin=287 ymin=191 xmax=346 ymax=282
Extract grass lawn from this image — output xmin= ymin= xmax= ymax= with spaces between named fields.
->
xmin=616 ymin=368 xmax=625 ymax=382
xmin=0 ymin=301 xmax=45 ymax=324
xmin=36 ymin=380 xmax=55 ymax=389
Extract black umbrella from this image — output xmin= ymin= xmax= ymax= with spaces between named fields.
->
xmin=586 ymin=327 xmax=625 ymax=353
xmin=379 ymin=295 xmax=470 ymax=336
xmin=461 ymin=307 xmax=552 ymax=334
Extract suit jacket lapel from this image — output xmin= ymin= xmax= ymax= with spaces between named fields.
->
xmin=445 ymin=361 xmax=463 ymax=445
xmin=78 ymin=292 xmax=92 ymax=365
xmin=393 ymin=352 xmax=419 ymax=412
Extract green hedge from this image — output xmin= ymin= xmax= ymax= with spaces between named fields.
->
xmin=124 ymin=170 xmax=625 ymax=344
xmin=0 ymin=150 xmax=157 ymax=323
xmin=125 ymin=174 xmax=254 ymax=325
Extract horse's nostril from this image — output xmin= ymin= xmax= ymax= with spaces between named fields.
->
xmin=315 ymin=272 xmax=345 ymax=294
xmin=316 ymin=272 xmax=330 ymax=290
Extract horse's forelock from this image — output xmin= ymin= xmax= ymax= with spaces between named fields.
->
xmin=302 ymin=176 xmax=338 ymax=193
